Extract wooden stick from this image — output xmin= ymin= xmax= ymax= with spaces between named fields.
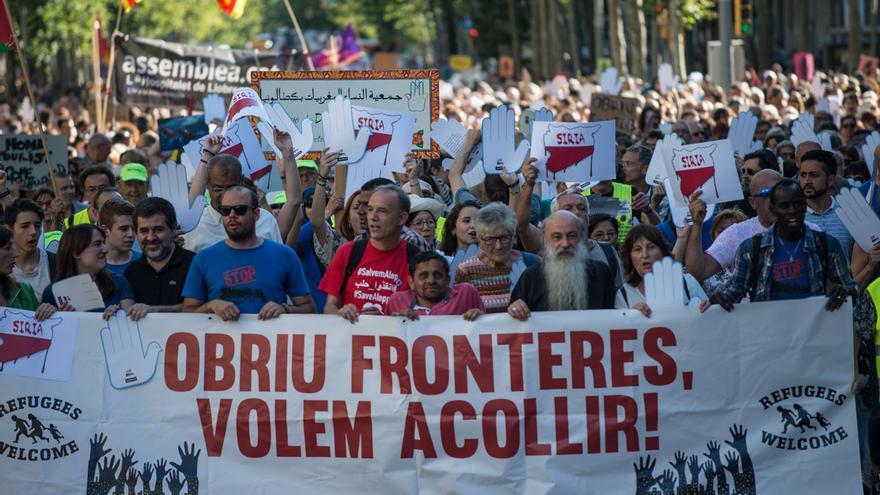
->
xmin=91 ymin=18 xmax=104 ymax=133
xmin=1 ymin=0 xmax=59 ymax=195
xmin=101 ymin=4 xmax=123 ymax=131
xmin=281 ymin=0 xmax=315 ymax=70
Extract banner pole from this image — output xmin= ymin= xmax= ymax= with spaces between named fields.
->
xmin=91 ymin=18 xmax=104 ymax=133
xmin=2 ymin=0 xmax=59 ymax=195
xmin=101 ymin=4 xmax=123 ymax=130
xmin=281 ymin=0 xmax=316 ymax=70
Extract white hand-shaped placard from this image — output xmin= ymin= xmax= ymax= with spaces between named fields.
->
xmin=862 ymin=132 xmax=880 ymax=179
xmin=658 ymin=122 xmax=673 ymax=136
xmin=202 ymin=94 xmax=226 ymax=125
xmin=729 ymin=112 xmax=762 ymax=156
xmin=481 ymin=105 xmax=530 ymax=174
xmin=658 ymin=64 xmax=679 ymax=94
xmin=817 ymin=131 xmax=833 ymax=152
xmin=645 ymin=132 xmax=683 ymax=185
xmin=600 ymin=67 xmax=623 ymax=96
xmin=521 ymin=106 xmax=554 ymax=140
xmin=150 ymin=161 xmax=206 ymax=233
xmin=100 ymin=310 xmax=162 ymax=389
xmin=644 ymin=257 xmax=686 ymax=309
xmin=811 ymin=74 xmax=827 ymax=99
xmin=265 ymin=102 xmax=313 ymax=158
xmin=790 ymin=117 xmax=819 ymax=148
xmin=836 ymin=186 xmax=880 ymax=252
xmin=321 ymin=95 xmax=370 ymax=165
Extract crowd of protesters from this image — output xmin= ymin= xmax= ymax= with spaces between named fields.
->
xmin=2 ymin=62 xmax=880 ymax=492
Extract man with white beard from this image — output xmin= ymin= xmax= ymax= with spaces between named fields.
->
xmin=507 ymin=211 xmax=616 ymax=320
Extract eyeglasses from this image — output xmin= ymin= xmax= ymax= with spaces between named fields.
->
xmin=412 ymin=219 xmax=436 ymax=228
xmin=742 ymin=168 xmax=758 ymax=176
xmin=218 ymin=204 xmax=254 ymax=216
xmin=756 ymin=187 xmax=773 ymax=198
xmin=480 ymin=234 xmax=513 ymax=245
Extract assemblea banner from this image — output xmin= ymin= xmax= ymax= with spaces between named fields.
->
xmin=112 ymin=34 xmax=302 ymax=109
xmin=0 ymin=299 xmax=861 ymax=494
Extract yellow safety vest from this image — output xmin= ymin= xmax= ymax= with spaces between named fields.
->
xmin=866 ymin=278 xmax=880 ymax=378
xmin=43 ymin=230 xmax=63 ymax=245
xmin=435 ymin=216 xmax=447 ymax=243
xmin=63 ymin=208 xmax=91 ymax=229
xmin=582 ymin=182 xmax=633 ymax=244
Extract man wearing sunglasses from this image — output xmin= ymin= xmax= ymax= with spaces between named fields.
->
xmin=181 ymin=186 xmax=315 ymax=321
xmin=685 ymin=169 xmax=821 ymax=284
xmin=727 ymin=149 xmax=779 ymax=218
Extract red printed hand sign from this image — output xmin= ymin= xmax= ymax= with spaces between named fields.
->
xmin=662 ymin=139 xmax=743 ymax=206
xmin=531 ymin=120 xmax=616 ymax=183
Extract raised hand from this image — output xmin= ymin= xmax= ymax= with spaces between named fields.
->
xmin=861 ymin=131 xmax=880 ymax=179
xmin=600 ymin=67 xmax=623 ymax=96
xmin=150 ymin=161 xmax=206 ymax=234
xmin=140 ymin=462 xmax=154 ymax=488
xmin=704 ymin=441 xmax=722 ymax=468
xmin=657 ymin=469 xmax=676 ymax=495
xmin=633 ymin=455 xmax=659 ymax=495
xmin=99 ymin=455 xmax=121 ymax=484
xmin=166 ymin=470 xmax=184 ymax=495
xmin=154 ymin=458 xmax=168 ymax=494
xmin=322 ymin=94 xmax=370 ymax=164
xmin=723 ymin=451 xmax=740 ymax=475
xmin=89 ymin=433 xmax=112 ymax=482
xmin=266 ymin=101 xmax=313 ymax=158
xmin=725 ymin=424 xmax=748 ymax=453
xmin=202 ymin=134 xmax=223 ymax=156
xmin=117 ymin=448 xmax=138 ymax=492
xmin=728 ymin=112 xmax=762 ymax=157
xmin=687 ymin=454 xmax=701 ymax=484
xmin=790 ymin=115 xmax=818 ymax=148
xmin=670 ymin=451 xmax=687 ymax=480
xmin=481 ymin=105 xmax=530 ymax=174
xmin=125 ymin=468 xmax=138 ymax=494
xmin=170 ymin=442 xmax=200 ymax=479
xmin=100 ymin=310 xmax=162 ymax=389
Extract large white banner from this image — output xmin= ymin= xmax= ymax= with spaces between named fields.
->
xmin=0 ymin=299 xmax=861 ymax=494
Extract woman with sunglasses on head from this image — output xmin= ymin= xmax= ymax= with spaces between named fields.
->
xmin=41 ymin=224 xmax=135 ymax=320
xmin=0 ymin=226 xmax=57 ymax=320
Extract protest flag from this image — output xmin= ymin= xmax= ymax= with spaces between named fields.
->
xmin=218 ymin=0 xmax=248 ymax=19
xmin=0 ymin=0 xmax=15 ymax=53
xmin=0 ymin=0 xmax=59 ymax=194
xmin=312 ymin=23 xmax=364 ymax=69
xmin=121 ymin=0 xmax=142 ymax=13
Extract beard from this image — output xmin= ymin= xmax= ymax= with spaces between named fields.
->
xmin=542 ymin=242 xmax=590 ymax=311
xmin=225 ymin=221 xmax=256 ymax=241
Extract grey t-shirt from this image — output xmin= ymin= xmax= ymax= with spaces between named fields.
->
xmin=12 ymin=249 xmax=52 ymax=298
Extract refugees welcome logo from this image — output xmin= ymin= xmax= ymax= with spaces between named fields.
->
xmin=0 ymin=395 xmax=82 ymax=461
xmin=758 ymin=385 xmax=849 ymax=451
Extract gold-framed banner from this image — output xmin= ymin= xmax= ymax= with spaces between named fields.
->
xmin=252 ymin=70 xmax=440 ymax=159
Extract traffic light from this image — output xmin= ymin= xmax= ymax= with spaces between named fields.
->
xmin=468 ymin=28 xmax=478 ymax=38
xmin=735 ymin=0 xmax=753 ymax=36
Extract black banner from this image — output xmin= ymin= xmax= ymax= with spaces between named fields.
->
xmin=113 ymin=35 xmax=303 ymax=109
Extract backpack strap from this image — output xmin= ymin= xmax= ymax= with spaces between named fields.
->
xmin=339 ymin=239 xmax=369 ymax=296
xmin=746 ymin=232 xmax=767 ymax=298
xmin=598 ymin=242 xmax=619 ymax=284
xmin=811 ymin=230 xmax=829 ymax=287
xmin=46 ymin=251 xmax=57 ymax=282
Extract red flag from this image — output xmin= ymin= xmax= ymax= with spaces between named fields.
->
xmin=96 ymin=16 xmax=111 ymax=65
xmin=217 ymin=0 xmax=247 ymax=19
xmin=121 ymin=0 xmax=143 ymax=13
xmin=0 ymin=0 xmax=16 ymax=53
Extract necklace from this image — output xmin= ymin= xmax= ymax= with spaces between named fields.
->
xmin=775 ymin=234 xmax=803 ymax=262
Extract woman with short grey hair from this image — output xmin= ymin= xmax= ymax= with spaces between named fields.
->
xmin=454 ymin=203 xmax=538 ymax=313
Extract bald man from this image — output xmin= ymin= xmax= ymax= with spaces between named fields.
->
xmin=508 ymin=211 xmax=616 ymax=320
xmin=685 ymin=169 xmax=822 ymax=282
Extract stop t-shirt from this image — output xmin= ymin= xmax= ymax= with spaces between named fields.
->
xmin=318 ymin=239 xmax=409 ymax=313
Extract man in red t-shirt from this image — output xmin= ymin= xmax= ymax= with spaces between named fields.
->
xmin=387 ymin=251 xmax=484 ymax=320
xmin=319 ymin=185 xmax=412 ymax=322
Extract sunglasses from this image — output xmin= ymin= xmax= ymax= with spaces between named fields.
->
xmin=218 ymin=204 xmax=254 ymax=216
xmin=756 ymin=187 xmax=773 ymax=198
xmin=742 ymin=168 xmax=758 ymax=176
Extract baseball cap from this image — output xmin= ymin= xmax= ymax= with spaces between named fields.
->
xmin=120 ymin=163 xmax=148 ymax=182
xmin=296 ymin=160 xmax=318 ymax=170
xmin=266 ymin=191 xmax=287 ymax=206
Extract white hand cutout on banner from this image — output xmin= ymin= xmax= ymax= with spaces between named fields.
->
xmin=861 ymin=132 xmax=880 ymax=179
xmin=265 ymin=102 xmax=313 ymax=159
xmin=728 ymin=112 xmax=763 ymax=156
xmin=482 ymin=105 xmax=530 ymax=174
xmin=811 ymin=74 xmax=827 ymax=99
xmin=321 ymin=95 xmax=370 ymax=164
xmin=658 ymin=64 xmax=680 ymax=94
xmin=432 ymin=118 xmax=468 ymax=157
xmin=790 ymin=116 xmax=819 ymax=148
xmin=100 ymin=310 xmax=162 ymax=389
xmin=644 ymin=257 xmax=686 ymax=309
xmin=150 ymin=161 xmax=205 ymax=233
xmin=599 ymin=67 xmax=623 ymax=96
xmin=836 ymin=186 xmax=880 ymax=252
xmin=646 ymin=132 xmax=683 ymax=185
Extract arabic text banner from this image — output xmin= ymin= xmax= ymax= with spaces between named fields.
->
xmin=0 ymin=300 xmax=861 ymax=494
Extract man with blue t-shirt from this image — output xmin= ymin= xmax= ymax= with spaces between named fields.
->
xmin=710 ymin=179 xmax=856 ymax=310
xmin=182 ymin=186 xmax=315 ymax=321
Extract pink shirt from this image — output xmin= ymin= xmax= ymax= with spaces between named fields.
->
xmin=386 ymin=283 xmax=485 ymax=316
xmin=706 ymin=217 xmax=822 ymax=270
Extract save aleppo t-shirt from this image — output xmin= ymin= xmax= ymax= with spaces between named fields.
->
xmin=318 ymin=239 xmax=409 ymax=313
xmin=182 ymin=239 xmax=310 ymax=313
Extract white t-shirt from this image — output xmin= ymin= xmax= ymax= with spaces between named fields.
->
xmin=183 ymin=206 xmax=282 ymax=253
xmin=12 ymin=249 xmax=52 ymax=298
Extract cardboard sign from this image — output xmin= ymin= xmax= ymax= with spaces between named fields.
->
xmin=350 ymin=106 xmax=415 ymax=172
xmin=158 ymin=115 xmax=209 ymax=151
xmin=449 ymin=55 xmax=473 ymax=72
xmin=183 ymin=121 xmax=272 ymax=181
xmin=51 ymin=274 xmax=103 ymax=311
xmin=498 ymin=56 xmax=514 ymax=78
xmin=590 ymin=93 xmax=639 ymax=134
xmin=0 ymin=135 xmax=67 ymax=190
xmin=860 ymin=54 xmax=879 ymax=78
xmin=662 ymin=139 xmax=743 ymax=206
xmin=254 ymin=70 xmax=440 ymax=159
xmin=0 ymin=302 xmax=861 ymax=494
xmin=0 ymin=309 xmax=76 ymax=382
xmin=530 ymin=120 xmax=616 ymax=183
xmin=837 ymin=186 xmax=880 ymax=251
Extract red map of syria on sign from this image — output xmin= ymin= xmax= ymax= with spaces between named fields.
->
xmin=543 ymin=124 xmax=600 ymax=176
xmin=672 ymin=144 xmax=718 ymax=197
xmin=0 ymin=313 xmax=55 ymax=365
xmin=355 ymin=112 xmax=401 ymax=152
